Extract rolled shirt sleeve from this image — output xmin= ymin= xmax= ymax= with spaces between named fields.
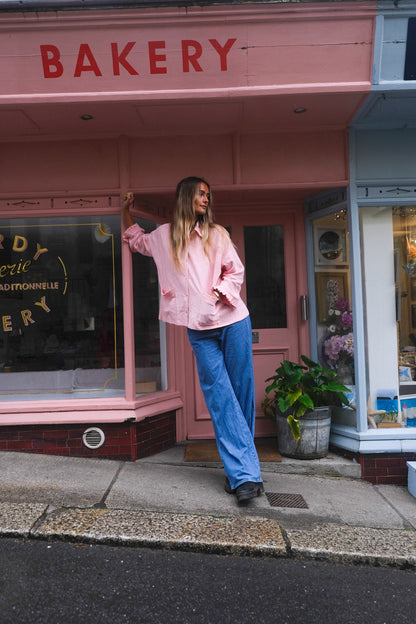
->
xmin=123 ymin=223 xmax=154 ymax=257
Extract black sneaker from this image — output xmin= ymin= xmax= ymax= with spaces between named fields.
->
xmin=224 ymin=477 xmax=236 ymax=494
xmin=235 ymin=481 xmax=264 ymax=503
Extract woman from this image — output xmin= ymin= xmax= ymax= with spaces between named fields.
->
xmin=122 ymin=176 xmax=263 ymax=503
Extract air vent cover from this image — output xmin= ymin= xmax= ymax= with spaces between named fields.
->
xmin=82 ymin=427 xmax=105 ymax=450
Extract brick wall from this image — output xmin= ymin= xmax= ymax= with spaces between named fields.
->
xmin=334 ymin=447 xmax=416 ymax=485
xmin=0 ymin=412 xmax=176 ymax=461
xmin=359 ymin=453 xmax=416 ymax=486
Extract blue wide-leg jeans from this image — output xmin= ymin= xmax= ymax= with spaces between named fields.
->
xmin=187 ymin=316 xmax=262 ymax=490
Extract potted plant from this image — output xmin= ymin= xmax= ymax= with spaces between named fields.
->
xmin=262 ymin=354 xmax=350 ymax=459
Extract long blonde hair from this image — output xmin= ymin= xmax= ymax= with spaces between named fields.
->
xmin=170 ymin=176 xmax=216 ymax=267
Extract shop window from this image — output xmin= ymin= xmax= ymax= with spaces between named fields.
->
xmin=312 ymin=212 xmax=354 ymax=389
xmin=0 ymin=215 xmax=165 ymax=400
xmin=132 ymin=219 xmax=166 ymax=395
xmin=0 ymin=215 xmax=117 ymax=400
xmin=359 ymin=205 xmax=416 ymax=428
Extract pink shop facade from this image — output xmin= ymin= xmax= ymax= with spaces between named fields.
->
xmin=0 ymin=1 xmax=376 ymax=460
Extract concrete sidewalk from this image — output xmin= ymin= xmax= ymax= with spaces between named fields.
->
xmin=1 ymin=445 xmax=416 ymax=567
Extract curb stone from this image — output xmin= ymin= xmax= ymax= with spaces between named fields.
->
xmin=0 ymin=502 xmax=48 ymax=537
xmin=1 ymin=503 xmax=416 ymax=568
xmin=30 ymin=507 xmax=288 ymax=558
xmin=286 ymin=523 xmax=416 ymax=568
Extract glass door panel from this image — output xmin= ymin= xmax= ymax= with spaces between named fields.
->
xmin=244 ymin=225 xmax=287 ymax=329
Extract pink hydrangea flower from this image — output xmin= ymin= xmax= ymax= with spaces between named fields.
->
xmin=335 ymin=298 xmax=350 ymax=313
xmin=341 ymin=312 xmax=353 ymax=329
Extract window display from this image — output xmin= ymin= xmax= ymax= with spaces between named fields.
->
xmin=313 ymin=212 xmax=354 ymax=387
xmin=393 ymin=206 xmax=416 ymax=411
xmin=0 ymin=214 xmax=164 ymax=400
xmin=0 ymin=215 xmax=123 ymax=398
xmin=359 ymin=205 xmax=416 ymax=428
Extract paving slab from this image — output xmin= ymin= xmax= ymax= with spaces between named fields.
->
xmin=105 ymin=462 xmax=269 ymax=515
xmin=375 ymin=485 xmax=416 ymax=529
xmin=106 ymin=462 xmax=408 ymax=529
xmin=0 ymin=502 xmax=47 ymax=536
xmin=0 ymin=452 xmax=121 ymax=508
xmin=259 ymin=472 xmax=409 ymax=530
xmin=32 ymin=507 xmax=287 ymax=557
xmin=286 ymin=523 xmax=416 ymax=568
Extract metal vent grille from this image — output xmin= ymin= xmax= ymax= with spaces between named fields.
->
xmin=265 ymin=492 xmax=308 ymax=509
xmin=82 ymin=427 xmax=105 ymax=450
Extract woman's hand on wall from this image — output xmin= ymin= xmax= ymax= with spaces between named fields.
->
xmin=121 ymin=192 xmax=135 ymax=229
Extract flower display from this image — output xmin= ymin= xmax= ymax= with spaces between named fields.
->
xmin=323 ymin=299 xmax=354 ymax=372
xmin=324 ymin=332 xmax=354 ymax=364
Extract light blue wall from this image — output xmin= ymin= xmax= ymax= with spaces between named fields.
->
xmin=334 ymin=3 xmax=416 ymax=451
xmin=355 ymin=128 xmax=416 ymax=183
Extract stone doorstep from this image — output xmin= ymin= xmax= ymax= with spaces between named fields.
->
xmin=148 ymin=444 xmax=363 ymax=480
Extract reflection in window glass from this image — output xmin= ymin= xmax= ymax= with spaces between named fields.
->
xmin=0 ymin=215 xmax=124 ymax=399
xmin=244 ymin=225 xmax=286 ymax=329
xmin=359 ymin=205 xmax=413 ymax=427
xmin=132 ymin=219 xmax=165 ymax=395
xmin=312 ymin=213 xmax=354 ymax=387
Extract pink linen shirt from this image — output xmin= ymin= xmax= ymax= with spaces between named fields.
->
xmin=123 ymin=222 xmax=249 ymax=330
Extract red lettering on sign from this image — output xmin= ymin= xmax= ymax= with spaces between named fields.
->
xmin=40 ymin=38 xmax=238 ymax=78
xmin=208 ymin=38 xmax=237 ymax=71
xmin=148 ymin=41 xmax=167 ymax=75
xmin=111 ymin=42 xmax=139 ymax=76
xmin=182 ymin=40 xmax=203 ymax=72
xmin=40 ymin=44 xmax=64 ymax=78
xmin=74 ymin=44 xmax=102 ymax=77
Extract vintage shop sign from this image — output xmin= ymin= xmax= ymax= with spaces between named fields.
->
xmin=0 ymin=232 xmax=67 ymax=333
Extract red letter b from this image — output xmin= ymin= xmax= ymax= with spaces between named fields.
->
xmin=40 ymin=45 xmax=63 ymax=78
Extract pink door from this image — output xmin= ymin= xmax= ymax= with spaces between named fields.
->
xmin=186 ymin=209 xmax=307 ymax=439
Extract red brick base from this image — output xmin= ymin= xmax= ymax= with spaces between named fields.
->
xmin=334 ymin=447 xmax=416 ymax=485
xmin=0 ymin=411 xmax=176 ymax=461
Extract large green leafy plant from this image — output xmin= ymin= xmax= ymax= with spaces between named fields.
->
xmin=262 ymin=355 xmax=350 ymax=441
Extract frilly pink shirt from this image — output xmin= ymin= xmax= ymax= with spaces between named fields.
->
xmin=123 ymin=222 xmax=249 ymax=330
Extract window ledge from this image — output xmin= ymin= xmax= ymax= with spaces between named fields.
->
xmin=331 ymin=424 xmax=416 ymax=454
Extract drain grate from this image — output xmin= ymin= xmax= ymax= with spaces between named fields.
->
xmin=265 ymin=492 xmax=308 ymax=509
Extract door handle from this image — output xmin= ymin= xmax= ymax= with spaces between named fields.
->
xmin=300 ymin=295 xmax=309 ymax=321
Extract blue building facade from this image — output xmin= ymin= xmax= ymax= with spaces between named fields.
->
xmin=304 ymin=1 xmax=416 ymax=483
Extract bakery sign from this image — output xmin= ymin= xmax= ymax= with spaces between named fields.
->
xmin=0 ymin=232 xmax=67 ymax=333
xmin=39 ymin=38 xmax=237 ymax=79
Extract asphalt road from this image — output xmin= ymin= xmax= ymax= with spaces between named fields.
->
xmin=0 ymin=538 xmax=415 ymax=624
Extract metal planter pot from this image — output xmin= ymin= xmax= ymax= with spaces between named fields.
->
xmin=276 ymin=406 xmax=332 ymax=459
